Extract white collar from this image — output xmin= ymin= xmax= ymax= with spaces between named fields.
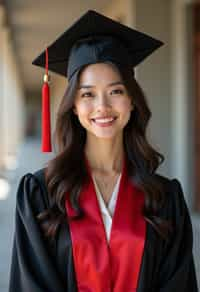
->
xmin=92 ymin=173 xmax=122 ymax=218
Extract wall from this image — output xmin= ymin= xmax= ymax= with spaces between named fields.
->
xmin=0 ymin=5 xmax=25 ymax=171
xmin=135 ymin=0 xmax=171 ymax=177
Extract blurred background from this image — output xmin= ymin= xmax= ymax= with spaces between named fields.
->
xmin=0 ymin=0 xmax=199 ymax=291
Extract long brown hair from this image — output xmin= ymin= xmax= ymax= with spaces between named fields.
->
xmin=37 ymin=59 xmax=172 ymax=243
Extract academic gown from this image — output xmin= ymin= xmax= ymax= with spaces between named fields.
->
xmin=9 ymin=164 xmax=198 ymax=292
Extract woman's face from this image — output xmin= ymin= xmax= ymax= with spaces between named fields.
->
xmin=73 ymin=62 xmax=133 ymax=140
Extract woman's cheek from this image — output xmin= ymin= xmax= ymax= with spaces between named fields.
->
xmin=77 ymin=102 xmax=94 ymax=117
xmin=116 ymin=99 xmax=132 ymax=111
xmin=83 ymin=103 xmax=94 ymax=114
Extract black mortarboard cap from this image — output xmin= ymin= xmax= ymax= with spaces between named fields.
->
xmin=32 ymin=9 xmax=164 ymax=79
xmin=32 ymin=10 xmax=164 ymax=153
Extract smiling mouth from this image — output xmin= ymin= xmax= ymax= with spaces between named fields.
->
xmin=91 ymin=116 xmax=117 ymax=126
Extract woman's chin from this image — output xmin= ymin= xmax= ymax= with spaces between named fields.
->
xmin=89 ymin=129 xmax=121 ymax=140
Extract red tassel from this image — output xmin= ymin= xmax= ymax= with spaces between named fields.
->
xmin=41 ymin=48 xmax=52 ymax=152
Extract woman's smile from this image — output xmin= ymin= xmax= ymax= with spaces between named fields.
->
xmin=91 ymin=116 xmax=118 ymax=127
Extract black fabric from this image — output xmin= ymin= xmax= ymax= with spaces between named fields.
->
xmin=32 ymin=10 xmax=163 ymax=79
xmin=66 ymin=35 xmax=134 ymax=80
xmin=9 ymin=168 xmax=198 ymax=292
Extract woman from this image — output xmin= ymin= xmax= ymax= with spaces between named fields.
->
xmin=9 ymin=10 xmax=198 ymax=292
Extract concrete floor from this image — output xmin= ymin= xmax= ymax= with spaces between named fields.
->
xmin=0 ymin=138 xmax=199 ymax=291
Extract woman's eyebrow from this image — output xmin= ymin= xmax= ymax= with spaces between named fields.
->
xmin=78 ymin=81 xmax=124 ymax=90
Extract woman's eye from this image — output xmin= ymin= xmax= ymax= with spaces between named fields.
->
xmin=111 ymin=89 xmax=124 ymax=95
xmin=81 ymin=92 xmax=93 ymax=98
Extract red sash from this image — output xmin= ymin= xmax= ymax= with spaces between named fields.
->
xmin=65 ymin=157 xmax=146 ymax=291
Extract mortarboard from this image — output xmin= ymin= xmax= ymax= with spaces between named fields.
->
xmin=32 ymin=9 xmax=164 ymax=152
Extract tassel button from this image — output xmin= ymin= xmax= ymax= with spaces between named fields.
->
xmin=43 ymin=73 xmax=50 ymax=83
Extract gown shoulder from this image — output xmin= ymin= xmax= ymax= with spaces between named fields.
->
xmin=16 ymin=167 xmax=49 ymax=213
xmin=151 ymin=173 xmax=198 ymax=291
xmin=9 ymin=168 xmax=67 ymax=292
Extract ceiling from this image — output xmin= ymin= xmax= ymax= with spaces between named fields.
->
xmin=4 ymin=0 xmax=108 ymax=93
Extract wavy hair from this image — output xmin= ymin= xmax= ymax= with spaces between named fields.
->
xmin=37 ymin=59 xmax=172 ymax=243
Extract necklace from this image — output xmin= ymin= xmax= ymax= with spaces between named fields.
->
xmin=93 ymin=171 xmax=121 ymax=206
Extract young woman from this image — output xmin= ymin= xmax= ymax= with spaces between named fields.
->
xmin=9 ymin=10 xmax=198 ymax=292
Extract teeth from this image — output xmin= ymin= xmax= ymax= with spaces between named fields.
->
xmin=94 ymin=117 xmax=115 ymax=123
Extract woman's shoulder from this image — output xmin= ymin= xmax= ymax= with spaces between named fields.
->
xmin=16 ymin=167 xmax=49 ymax=214
xmin=154 ymin=173 xmax=190 ymax=222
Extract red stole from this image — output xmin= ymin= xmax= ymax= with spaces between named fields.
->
xmin=65 ymin=157 xmax=146 ymax=291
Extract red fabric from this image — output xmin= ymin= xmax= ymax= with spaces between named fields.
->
xmin=65 ymin=157 xmax=146 ymax=291
xmin=41 ymin=82 xmax=52 ymax=152
xmin=41 ymin=48 xmax=52 ymax=152
xmin=45 ymin=48 xmax=49 ymax=75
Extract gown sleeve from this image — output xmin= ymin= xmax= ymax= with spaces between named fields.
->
xmin=157 ymin=178 xmax=198 ymax=292
xmin=9 ymin=173 xmax=66 ymax=292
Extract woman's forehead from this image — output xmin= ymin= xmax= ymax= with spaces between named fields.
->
xmin=79 ymin=62 xmax=122 ymax=85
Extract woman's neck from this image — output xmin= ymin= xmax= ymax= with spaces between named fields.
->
xmin=84 ymin=136 xmax=124 ymax=174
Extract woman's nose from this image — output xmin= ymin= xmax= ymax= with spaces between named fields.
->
xmin=95 ymin=94 xmax=111 ymax=109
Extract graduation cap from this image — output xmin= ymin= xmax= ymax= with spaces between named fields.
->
xmin=32 ymin=9 xmax=164 ymax=152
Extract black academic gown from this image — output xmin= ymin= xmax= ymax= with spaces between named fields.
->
xmin=9 ymin=168 xmax=198 ymax=292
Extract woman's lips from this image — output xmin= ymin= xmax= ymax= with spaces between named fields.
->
xmin=91 ymin=116 xmax=117 ymax=127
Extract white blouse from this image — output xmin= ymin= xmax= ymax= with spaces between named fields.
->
xmin=92 ymin=173 xmax=122 ymax=242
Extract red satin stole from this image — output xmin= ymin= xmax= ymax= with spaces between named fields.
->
xmin=65 ymin=158 xmax=146 ymax=292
